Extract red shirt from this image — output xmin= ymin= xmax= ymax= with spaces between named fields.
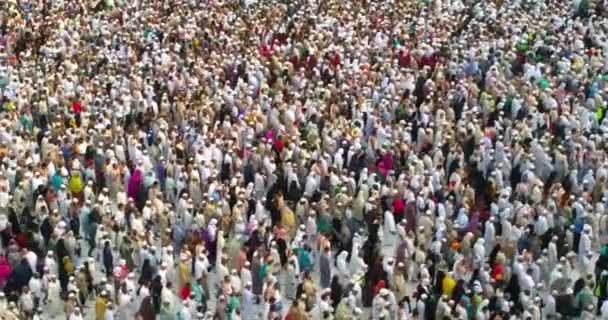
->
xmin=72 ymin=101 xmax=82 ymax=114
xmin=492 ymin=264 xmax=504 ymax=281
xmin=392 ymin=198 xmax=405 ymax=219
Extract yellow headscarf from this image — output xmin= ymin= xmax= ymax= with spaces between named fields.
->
xmin=68 ymin=172 xmax=83 ymax=194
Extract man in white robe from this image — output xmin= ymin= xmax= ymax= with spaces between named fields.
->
xmin=47 ymin=275 xmax=62 ymax=318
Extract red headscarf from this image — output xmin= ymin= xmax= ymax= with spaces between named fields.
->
xmin=180 ymin=284 xmax=192 ymax=300
xmin=374 ymin=280 xmax=386 ymax=296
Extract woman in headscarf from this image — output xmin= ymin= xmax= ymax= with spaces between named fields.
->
xmin=143 ymin=170 xmax=156 ymax=191
xmin=378 ymin=149 xmax=394 ymax=179
xmin=394 ymin=262 xmax=407 ymax=301
xmin=284 ymin=260 xmax=298 ymax=300
xmin=50 ymin=169 xmax=65 ymax=192
xmin=251 ymin=251 xmax=264 ymax=296
xmin=383 ymin=210 xmax=397 ymax=247
xmin=137 ymin=296 xmax=156 ymax=320
xmin=404 ymin=192 xmax=417 ymax=233
xmin=352 ymin=184 xmax=369 ymax=223
xmin=0 ymin=255 xmax=11 ymax=289
xmin=5 ymin=258 xmax=32 ymax=297
xmin=392 ymin=190 xmax=406 ymax=224
xmin=139 ymin=259 xmax=154 ymax=286
xmin=117 ymin=285 xmax=131 ymax=319
xmin=319 ymin=246 xmax=332 ymax=289
xmin=285 ymin=300 xmax=308 ymax=320
xmin=336 ymin=251 xmax=349 ymax=285
xmin=177 ymin=254 xmax=191 ymax=292
xmin=108 ymin=162 xmax=123 ymax=201
xmin=330 ymin=275 xmax=343 ymax=310
xmin=151 ymin=275 xmax=163 ymax=314
xmin=202 ymin=219 xmax=218 ymax=266
xmin=127 ymin=169 xmax=144 ymax=200
xmin=68 ymin=171 xmax=84 ymax=203
xmin=285 ymin=163 xmax=302 ymax=203
xmin=374 ymin=279 xmax=386 ymax=296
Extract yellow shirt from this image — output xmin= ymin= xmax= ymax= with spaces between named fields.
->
xmin=281 ymin=207 xmax=295 ymax=228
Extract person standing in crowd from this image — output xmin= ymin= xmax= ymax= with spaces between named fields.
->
xmin=1 ymin=0 xmax=608 ymax=319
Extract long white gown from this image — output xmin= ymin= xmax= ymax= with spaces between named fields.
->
xmin=118 ymin=291 xmax=131 ymax=320
xmin=47 ymin=280 xmax=62 ymax=318
xmin=383 ymin=210 xmax=397 ymax=247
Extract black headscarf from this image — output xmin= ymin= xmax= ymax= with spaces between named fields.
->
xmin=139 ymin=259 xmax=153 ymax=285
xmin=330 ymin=275 xmax=342 ymax=310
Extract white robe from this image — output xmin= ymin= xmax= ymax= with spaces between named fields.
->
xmin=601 ymin=299 xmax=608 ymax=320
xmin=383 ymin=211 xmax=397 ymax=247
xmin=484 ymin=221 xmax=495 ymax=253
xmin=548 ymin=241 xmax=558 ymax=270
xmin=231 ymin=275 xmax=242 ymax=294
xmin=240 ymin=268 xmax=252 ymax=289
xmin=543 ymin=294 xmax=556 ymax=320
xmin=579 ymin=232 xmax=591 ymax=257
xmin=69 ymin=313 xmax=84 ymax=320
xmin=25 ymin=251 xmax=37 ymax=272
xmin=549 ymin=270 xmax=563 ymax=288
xmin=337 ymin=251 xmax=350 ymax=283
xmin=127 ymin=291 xmax=139 ymax=317
xmin=416 ymin=300 xmax=426 ymax=320
xmin=242 ymin=288 xmax=255 ymax=317
xmin=473 ymin=240 xmax=485 ymax=265
xmin=47 ymin=281 xmax=62 ymax=317
xmin=118 ymin=292 xmax=131 ymax=320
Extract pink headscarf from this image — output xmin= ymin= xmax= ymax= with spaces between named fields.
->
xmin=0 ymin=256 xmax=11 ymax=289
xmin=378 ymin=151 xmax=394 ymax=178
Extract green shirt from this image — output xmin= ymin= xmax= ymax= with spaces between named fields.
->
xmin=19 ymin=115 xmax=33 ymax=133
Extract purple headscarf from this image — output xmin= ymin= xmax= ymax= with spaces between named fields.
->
xmin=127 ymin=169 xmax=143 ymax=200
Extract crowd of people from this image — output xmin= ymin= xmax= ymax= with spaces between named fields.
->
xmin=1 ymin=0 xmax=608 ymax=319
